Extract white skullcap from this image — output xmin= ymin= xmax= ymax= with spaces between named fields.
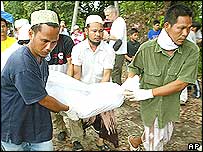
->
xmin=18 ymin=24 xmax=31 ymax=40
xmin=14 ymin=19 xmax=29 ymax=29
xmin=31 ymin=10 xmax=59 ymax=26
xmin=73 ymin=25 xmax=79 ymax=30
xmin=85 ymin=15 xmax=104 ymax=26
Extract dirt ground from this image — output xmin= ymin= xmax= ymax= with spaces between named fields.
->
xmin=52 ymin=80 xmax=202 ymax=151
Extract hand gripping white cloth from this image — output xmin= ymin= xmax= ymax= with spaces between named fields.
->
xmin=122 ymin=75 xmax=154 ymax=101
xmin=46 ymin=70 xmax=125 ymax=119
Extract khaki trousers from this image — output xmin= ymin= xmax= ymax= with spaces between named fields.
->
xmin=69 ymin=119 xmax=84 ymax=143
xmin=112 ymin=54 xmax=125 ymax=85
xmin=51 ymin=112 xmax=67 ymax=133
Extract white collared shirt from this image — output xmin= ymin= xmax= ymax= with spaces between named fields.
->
xmin=71 ymin=39 xmax=115 ymax=84
xmin=109 ymin=17 xmax=127 ymax=55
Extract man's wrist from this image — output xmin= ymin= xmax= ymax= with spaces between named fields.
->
xmin=148 ymin=89 xmax=154 ymax=99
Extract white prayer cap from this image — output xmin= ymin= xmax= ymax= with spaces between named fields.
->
xmin=31 ymin=10 xmax=59 ymax=26
xmin=85 ymin=15 xmax=104 ymax=26
xmin=18 ymin=24 xmax=31 ymax=40
xmin=73 ymin=25 xmax=79 ymax=30
xmin=14 ymin=19 xmax=29 ymax=29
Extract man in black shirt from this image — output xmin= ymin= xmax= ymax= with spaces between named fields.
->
xmin=125 ymin=28 xmax=140 ymax=64
xmin=124 ymin=28 xmax=140 ymax=79
xmin=45 ymin=34 xmax=74 ymax=141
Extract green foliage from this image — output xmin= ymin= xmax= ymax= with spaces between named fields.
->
xmin=3 ymin=1 xmax=114 ymax=29
xmin=3 ymin=1 xmax=202 ymax=74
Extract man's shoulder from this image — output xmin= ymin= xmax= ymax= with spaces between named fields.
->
xmin=59 ymin=34 xmax=71 ymax=40
xmin=8 ymin=46 xmax=29 ymax=62
xmin=182 ymin=39 xmax=199 ymax=52
xmin=59 ymin=34 xmax=74 ymax=43
xmin=114 ymin=16 xmax=126 ymax=24
xmin=7 ymin=36 xmax=17 ymax=42
xmin=148 ymin=29 xmax=154 ymax=33
xmin=73 ymin=39 xmax=87 ymax=49
xmin=141 ymin=39 xmax=157 ymax=47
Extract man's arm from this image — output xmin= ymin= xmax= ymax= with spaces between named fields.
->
xmin=152 ymin=80 xmax=188 ymax=96
xmin=125 ymin=54 xmax=133 ymax=62
xmin=66 ymin=57 xmax=73 ymax=76
xmin=39 ymin=95 xmax=69 ymax=113
xmin=101 ymin=69 xmax=112 ymax=82
xmin=127 ymin=72 xmax=188 ymax=97
xmin=73 ymin=65 xmax=81 ymax=80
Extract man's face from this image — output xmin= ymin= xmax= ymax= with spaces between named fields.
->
xmin=153 ymin=23 xmax=160 ymax=31
xmin=29 ymin=24 xmax=59 ymax=58
xmin=60 ymin=23 xmax=65 ymax=30
xmin=104 ymin=11 xmax=115 ymax=22
xmin=130 ymin=32 xmax=139 ymax=41
xmin=165 ymin=16 xmax=192 ymax=46
xmin=1 ymin=21 xmax=8 ymax=38
xmin=86 ymin=22 xmax=104 ymax=46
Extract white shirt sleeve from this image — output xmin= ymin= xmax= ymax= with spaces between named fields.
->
xmin=71 ymin=44 xmax=83 ymax=66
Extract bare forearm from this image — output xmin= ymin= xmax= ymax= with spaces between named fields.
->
xmin=73 ymin=65 xmax=81 ymax=80
xmin=66 ymin=58 xmax=73 ymax=77
xmin=67 ymin=64 xmax=74 ymax=76
xmin=128 ymin=72 xmax=136 ymax=78
xmin=152 ymin=80 xmax=188 ymax=96
xmin=101 ymin=69 xmax=111 ymax=82
xmin=39 ymin=95 xmax=69 ymax=113
xmin=127 ymin=73 xmax=188 ymax=96
xmin=125 ymin=54 xmax=132 ymax=62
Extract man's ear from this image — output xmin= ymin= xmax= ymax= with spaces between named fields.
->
xmin=164 ymin=22 xmax=171 ymax=31
xmin=28 ymin=29 xmax=34 ymax=40
xmin=84 ymin=27 xmax=88 ymax=36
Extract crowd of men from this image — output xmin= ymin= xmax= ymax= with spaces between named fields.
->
xmin=1 ymin=3 xmax=202 ymax=151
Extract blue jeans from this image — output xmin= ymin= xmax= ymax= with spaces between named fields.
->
xmin=1 ymin=139 xmax=53 ymax=151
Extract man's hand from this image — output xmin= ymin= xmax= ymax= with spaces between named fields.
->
xmin=123 ymin=89 xmax=154 ymax=101
xmin=61 ymin=107 xmax=79 ymax=121
xmin=121 ymin=75 xmax=140 ymax=91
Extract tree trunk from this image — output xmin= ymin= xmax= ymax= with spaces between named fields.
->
xmin=71 ymin=1 xmax=80 ymax=33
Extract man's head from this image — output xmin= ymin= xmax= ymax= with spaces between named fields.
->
xmin=128 ymin=28 xmax=139 ymax=41
xmin=17 ymin=23 xmax=31 ymax=45
xmin=60 ymin=20 xmax=66 ymax=30
xmin=152 ymin=20 xmax=160 ymax=32
xmin=104 ymin=5 xmax=119 ymax=22
xmin=1 ymin=18 xmax=8 ymax=41
xmin=28 ymin=10 xmax=60 ymax=58
xmin=85 ymin=15 xmax=104 ymax=46
xmin=14 ymin=18 xmax=29 ymax=39
xmin=191 ymin=21 xmax=201 ymax=33
xmin=73 ymin=24 xmax=80 ymax=33
xmin=164 ymin=4 xmax=193 ymax=46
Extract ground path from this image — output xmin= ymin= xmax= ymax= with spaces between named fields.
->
xmin=52 ymin=85 xmax=202 ymax=151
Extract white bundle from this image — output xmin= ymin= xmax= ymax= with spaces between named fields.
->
xmin=46 ymin=70 xmax=125 ymax=119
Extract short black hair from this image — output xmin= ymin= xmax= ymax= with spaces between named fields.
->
xmin=192 ymin=21 xmax=201 ymax=31
xmin=153 ymin=20 xmax=160 ymax=25
xmin=164 ymin=4 xmax=193 ymax=26
xmin=1 ymin=18 xmax=8 ymax=27
xmin=128 ymin=28 xmax=139 ymax=36
xmin=31 ymin=22 xmax=59 ymax=34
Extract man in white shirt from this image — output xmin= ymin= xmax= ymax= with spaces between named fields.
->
xmin=103 ymin=5 xmax=127 ymax=85
xmin=70 ymin=15 xmax=118 ymax=151
xmin=59 ymin=20 xmax=70 ymax=36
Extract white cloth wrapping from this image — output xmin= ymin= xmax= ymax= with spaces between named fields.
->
xmin=2 ymin=46 xmax=139 ymax=120
xmin=46 ymin=70 xmax=126 ymax=119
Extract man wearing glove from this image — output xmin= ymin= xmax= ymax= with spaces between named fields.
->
xmin=124 ymin=4 xmax=199 ymax=151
